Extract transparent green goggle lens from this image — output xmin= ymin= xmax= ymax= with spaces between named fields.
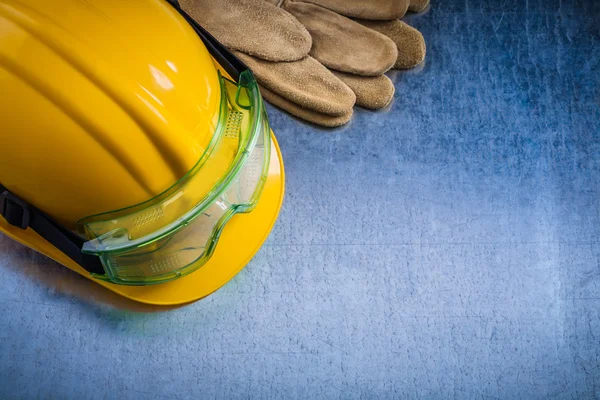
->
xmin=77 ymin=71 xmax=271 ymax=285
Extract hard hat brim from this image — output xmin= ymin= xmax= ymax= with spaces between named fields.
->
xmin=0 ymin=132 xmax=285 ymax=306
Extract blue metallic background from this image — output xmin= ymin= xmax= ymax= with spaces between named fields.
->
xmin=1 ymin=0 xmax=599 ymax=398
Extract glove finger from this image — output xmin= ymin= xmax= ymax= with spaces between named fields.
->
xmin=358 ymin=20 xmax=426 ymax=69
xmin=296 ymin=0 xmax=409 ymax=20
xmin=285 ymin=2 xmax=398 ymax=76
xmin=179 ymin=0 xmax=311 ymax=62
xmin=260 ymin=85 xmax=354 ymax=128
xmin=331 ymin=72 xmax=395 ymax=110
xmin=235 ymin=52 xmax=356 ymax=116
xmin=408 ymin=0 xmax=430 ymax=13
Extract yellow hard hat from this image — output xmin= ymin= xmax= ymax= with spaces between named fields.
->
xmin=0 ymin=0 xmax=285 ymax=305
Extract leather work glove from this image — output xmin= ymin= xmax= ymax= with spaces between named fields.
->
xmin=180 ymin=0 xmax=356 ymax=127
xmin=179 ymin=0 xmax=428 ymax=127
xmin=279 ymin=0 xmax=428 ymax=109
xmin=291 ymin=0 xmax=428 ymax=71
xmin=289 ymin=0 xmax=429 ymax=19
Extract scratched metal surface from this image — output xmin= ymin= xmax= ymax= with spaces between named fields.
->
xmin=1 ymin=1 xmax=599 ymax=399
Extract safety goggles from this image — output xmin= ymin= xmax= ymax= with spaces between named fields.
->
xmin=0 ymin=3 xmax=271 ymax=285
xmin=77 ymin=70 xmax=270 ymax=285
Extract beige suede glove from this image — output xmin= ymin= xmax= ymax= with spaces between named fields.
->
xmin=295 ymin=0 xmax=428 ymax=19
xmin=181 ymin=0 xmax=357 ymax=126
xmin=281 ymin=0 xmax=427 ymax=110
xmin=180 ymin=0 xmax=428 ymax=127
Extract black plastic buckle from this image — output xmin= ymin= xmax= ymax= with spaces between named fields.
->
xmin=0 ymin=191 xmax=31 ymax=230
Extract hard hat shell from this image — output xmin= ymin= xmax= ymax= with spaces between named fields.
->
xmin=0 ymin=0 xmax=222 ymax=228
xmin=0 ymin=0 xmax=285 ymax=304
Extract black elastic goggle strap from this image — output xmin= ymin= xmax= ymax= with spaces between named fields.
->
xmin=0 ymin=185 xmax=105 ymax=275
xmin=166 ymin=0 xmax=251 ymax=81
